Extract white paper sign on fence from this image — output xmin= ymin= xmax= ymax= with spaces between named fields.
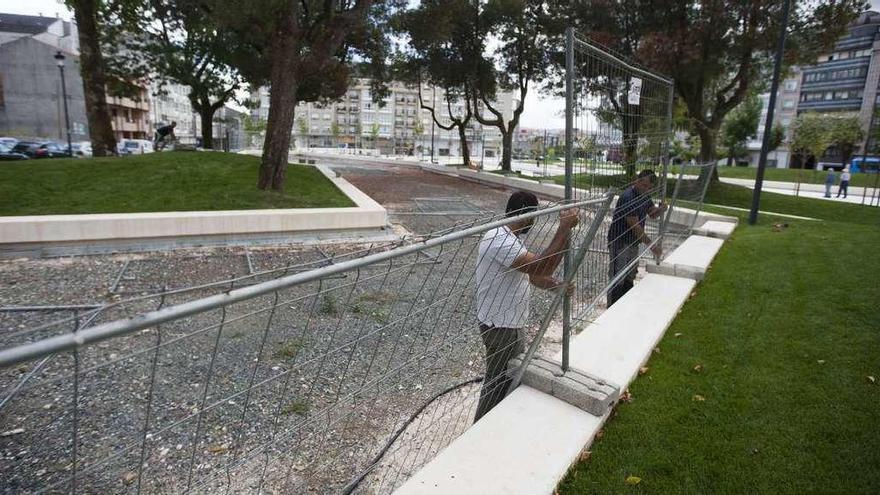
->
xmin=628 ymin=77 xmax=642 ymax=105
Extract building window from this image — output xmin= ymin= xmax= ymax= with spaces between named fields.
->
xmin=784 ymin=80 xmax=797 ymax=91
xmin=782 ymin=100 xmax=795 ymax=109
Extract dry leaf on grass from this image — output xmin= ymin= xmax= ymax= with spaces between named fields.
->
xmin=638 ymin=366 xmax=649 ymax=375
xmin=620 ymin=390 xmax=633 ymax=403
xmin=867 ymin=375 xmax=876 ymax=384
xmin=693 ymin=364 xmax=703 ymax=373
xmin=817 ymin=359 xmax=825 ymax=365
xmin=692 ymin=394 xmax=706 ymax=402
xmin=625 ymin=475 xmax=642 ymax=485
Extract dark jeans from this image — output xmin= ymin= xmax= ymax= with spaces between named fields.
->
xmin=607 ymin=240 xmax=639 ymax=307
xmin=837 ymin=181 xmax=849 ymax=198
xmin=474 ymin=324 xmax=524 ymax=422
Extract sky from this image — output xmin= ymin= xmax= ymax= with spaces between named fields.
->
xmin=4 ymin=0 xmax=880 ymax=129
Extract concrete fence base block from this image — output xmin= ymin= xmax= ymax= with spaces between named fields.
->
xmin=508 ymin=355 xmax=620 ymax=417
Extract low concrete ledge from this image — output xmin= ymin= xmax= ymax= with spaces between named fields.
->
xmin=646 ymin=235 xmax=725 ymax=281
xmin=693 ymin=220 xmax=737 ymax=239
xmin=0 ymin=163 xmax=387 ymax=258
xmin=394 ymin=386 xmax=604 ymax=495
xmin=555 ymin=273 xmax=696 ymax=387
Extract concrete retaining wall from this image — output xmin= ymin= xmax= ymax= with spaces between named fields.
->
xmin=0 ymin=164 xmax=388 ymax=258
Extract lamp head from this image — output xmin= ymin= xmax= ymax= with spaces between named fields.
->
xmin=54 ymin=51 xmax=65 ymax=67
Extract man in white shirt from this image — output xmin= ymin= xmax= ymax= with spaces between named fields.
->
xmin=473 ymin=191 xmax=579 ymax=421
xmin=837 ymin=167 xmax=851 ymax=198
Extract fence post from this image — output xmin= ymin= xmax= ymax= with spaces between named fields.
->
xmin=562 ymin=26 xmax=575 ymax=373
xmin=689 ymin=161 xmax=718 ymax=231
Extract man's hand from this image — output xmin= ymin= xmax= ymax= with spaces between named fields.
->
xmin=559 ymin=208 xmax=579 ymax=230
xmin=650 ymin=244 xmax=663 ymax=259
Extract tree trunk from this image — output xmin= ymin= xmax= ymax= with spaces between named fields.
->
xmin=200 ymin=109 xmax=215 ymax=149
xmin=457 ymin=125 xmax=471 ymax=168
xmin=258 ymin=15 xmax=300 ymax=191
xmin=697 ymin=126 xmax=721 ymax=181
xmin=71 ymin=0 xmax=116 ymax=157
xmin=500 ymin=131 xmax=513 ymax=171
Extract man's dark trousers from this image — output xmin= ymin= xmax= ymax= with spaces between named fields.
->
xmin=474 ymin=324 xmax=524 ymax=422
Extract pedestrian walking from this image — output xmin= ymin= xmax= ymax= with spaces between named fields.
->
xmin=837 ymin=167 xmax=851 ymax=198
xmin=824 ymin=168 xmax=837 ymax=198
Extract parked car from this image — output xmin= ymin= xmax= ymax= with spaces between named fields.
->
xmin=12 ymin=141 xmax=69 ymax=159
xmin=0 ymin=142 xmax=28 ymax=161
xmin=0 ymin=137 xmax=18 ymax=148
xmin=66 ymin=141 xmax=93 ymax=157
xmin=119 ymin=139 xmax=154 ymax=155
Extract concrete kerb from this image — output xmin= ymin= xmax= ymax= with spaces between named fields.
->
xmin=0 ymin=162 xmax=389 ymax=259
xmin=646 ymin=235 xmax=726 ymax=281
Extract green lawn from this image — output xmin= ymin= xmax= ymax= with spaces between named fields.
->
xmin=672 ymin=164 xmax=879 ymax=188
xmin=558 ymin=189 xmax=880 ymax=493
xmin=0 ymin=151 xmax=354 ymax=216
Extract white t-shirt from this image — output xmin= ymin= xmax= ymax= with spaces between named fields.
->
xmin=841 ymin=171 xmax=851 ymax=181
xmin=475 ymin=226 xmax=530 ymax=328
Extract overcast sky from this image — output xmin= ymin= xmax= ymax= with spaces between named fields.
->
xmin=4 ymin=0 xmax=879 ymax=129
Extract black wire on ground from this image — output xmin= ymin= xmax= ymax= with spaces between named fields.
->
xmin=341 ymin=376 xmax=484 ymax=495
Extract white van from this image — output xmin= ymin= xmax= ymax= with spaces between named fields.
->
xmin=119 ymin=139 xmax=155 ymax=155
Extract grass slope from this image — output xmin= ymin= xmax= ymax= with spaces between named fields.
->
xmin=0 ymin=151 xmax=354 ymax=216
xmin=559 ymin=196 xmax=880 ymax=493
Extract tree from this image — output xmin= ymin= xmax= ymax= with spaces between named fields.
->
xmin=370 ymin=122 xmax=381 ymax=148
xmin=205 ymin=0 xmax=396 ymax=190
xmin=827 ymin=114 xmax=865 ymax=167
xmin=117 ymin=0 xmax=243 ymax=149
xmin=471 ymin=0 xmax=561 ymax=171
xmin=398 ymin=0 xmax=484 ymax=168
xmin=564 ymin=0 xmax=863 ymax=179
xmin=790 ymin=113 xmax=833 ymax=168
xmin=67 ymin=0 xmax=117 ymax=156
xmin=637 ymin=0 xmax=863 ymax=166
xmin=720 ymin=94 xmax=762 ymax=167
xmin=413 ymin=118 xmax=424 ymax=156
xmin=330 ymin=120 xmax=341 ymax=148
xmin=768 ymin=124 xmax=785 ymax=152
xmin=297 ymin=117 xmax=309 ymax=148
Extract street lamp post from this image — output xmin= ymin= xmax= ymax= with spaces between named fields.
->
xmin=54 ymin=51 xmax=73 ymax=157
xmin=430 ymin=85 xmax=436 ymax=163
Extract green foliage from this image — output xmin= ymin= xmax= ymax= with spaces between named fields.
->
xmin=0 ymin=152 xmax=353 ymax=216
xmin=243 ymin=115 xmax=267 ymax=133
xmin=720 ymin=94 xmax=762 ymax=160
xmin=791 ymin=113 xmax=864 ymax=165
xmin=791 ymin=113 xmax=834 ymax=161
xmin=297 ymin=117 xmax=309 ymax=136
xmin=565 ymin=0 xmax=864 ymax=161
xmin=827 ymin=114 xmax=865 ymax=164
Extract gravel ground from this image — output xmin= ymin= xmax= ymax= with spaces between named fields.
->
xmin=0 ymin=162 xmax=686 ymax=494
